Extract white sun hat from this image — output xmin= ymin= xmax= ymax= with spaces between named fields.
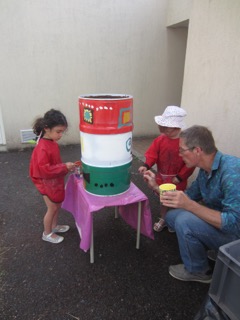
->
xmin=154 ymin=105 xmax=187 ymax=128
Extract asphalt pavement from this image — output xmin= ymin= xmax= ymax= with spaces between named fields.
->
xmin=0 ymin=144 xmax=210 ymax=320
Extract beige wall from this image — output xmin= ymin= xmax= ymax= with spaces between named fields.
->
xmin=181 ymin=0 xmax=240 ymax=156
xmin=0 ymin=0 xmax=187 ymax=149
xmin=3 ymin=0 xmax=237 ymax=155
xmin=166 ymin=0 xmax=192 ymax=26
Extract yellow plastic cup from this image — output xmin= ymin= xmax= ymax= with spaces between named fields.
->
xmin=159 ymin=183 xmax=176 ymax=195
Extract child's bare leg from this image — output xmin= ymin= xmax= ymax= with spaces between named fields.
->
xmin=43 ymin=196 xmax=61 ymax=237
xmin=51 ymin=211 xmax=59 ymax=230
xmin=160 ymin=205 xmax=168 ymax=220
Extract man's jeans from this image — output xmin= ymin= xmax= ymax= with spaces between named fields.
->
xmin=165 ymin=208 xmax=238 ymax=273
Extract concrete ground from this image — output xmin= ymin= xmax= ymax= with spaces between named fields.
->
xmin=0 ymin=141 xmax=210 ymax=320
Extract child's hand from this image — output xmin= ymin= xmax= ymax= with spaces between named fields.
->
xmin=172 ymin=176 xmax=180 ymax=185
xmin=138 ymin=166 xmax=147 ymax=174
xmin=74 ymin=161 xmax=81 ymax=167
xmin=66 ymin=162 xmax=75 ymax=172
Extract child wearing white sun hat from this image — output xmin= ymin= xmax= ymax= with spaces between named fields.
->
xmin=138 ymin=105 xmax=195 ymax=232
xmin=154 ymin=105 xmax=187 ymax=128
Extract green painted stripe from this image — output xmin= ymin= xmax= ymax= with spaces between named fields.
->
xmin=82 ymin=162 xmax=132 ymax=196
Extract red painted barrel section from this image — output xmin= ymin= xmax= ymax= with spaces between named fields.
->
xmin=79 ymin=94 xmax=133 ymax=134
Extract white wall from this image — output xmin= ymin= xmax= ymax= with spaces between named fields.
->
xmin=0 ymin=105 xmax=6 ymax=144
xmin=181 ymin=0 xmax=240 ymax=156
xmin=0 ymin=0 xmax=187 ymax=149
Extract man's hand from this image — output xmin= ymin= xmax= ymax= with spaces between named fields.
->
xmin=143 ymin=170 xmax=159 ymax=192
xmin=160 ymin=190 xmax=191 ymax=209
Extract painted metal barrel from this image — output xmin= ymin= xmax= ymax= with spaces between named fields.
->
xmin=79 ymin=94 xmax=133 ymax=196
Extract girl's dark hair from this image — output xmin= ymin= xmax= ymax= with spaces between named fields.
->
xmin=32 ymin=109 xmax=68 ymax=137
xmin=180 ymin=125 xmax=217 ymax=154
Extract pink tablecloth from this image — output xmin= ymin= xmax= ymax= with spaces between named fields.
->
xmin=62 ymin=174 xmax=154 ymax=251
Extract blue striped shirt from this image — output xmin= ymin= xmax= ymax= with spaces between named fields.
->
xmin=186 ymin=151 xmax=240 ymax=236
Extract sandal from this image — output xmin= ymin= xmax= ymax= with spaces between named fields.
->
xmin=153 ymin=218 xmax=175 ymax=233
xmin=153 ymin=218 xmax=167 ymax=232
xmin=42 ymin=232 xmax=64 ymax=244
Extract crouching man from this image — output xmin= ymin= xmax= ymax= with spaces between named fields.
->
xmin=144 ymin=125 xmax=240 ymax=283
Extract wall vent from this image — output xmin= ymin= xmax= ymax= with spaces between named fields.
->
xmin=20 ymin=129 xmax=36 ymax=143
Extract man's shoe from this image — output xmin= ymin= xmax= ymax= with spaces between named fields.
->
xmin=52 ymin=225 xmax=70 ymax=233
xmin=169 ymin=264 xmax=212 ymax=283
xmin=167 ymin=227 xmax=175 ymax=233
xmin=207 ymin=250 xmax=217 ymax=262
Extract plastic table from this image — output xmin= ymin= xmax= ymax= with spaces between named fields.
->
xmin=62 ymin=174 xmax=154 ymax=263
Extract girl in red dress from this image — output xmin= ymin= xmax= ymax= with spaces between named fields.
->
xmin=30 ymin=109 xmax=75 ymax=244
xmin=138 ymin=106 xmax=195 ymax=232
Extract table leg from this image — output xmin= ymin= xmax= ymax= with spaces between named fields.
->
xmin=136 ymin=201 xmax=141 ymax=249
xmin=114 ymin=206 xmax=118 ymax=219
xmin=90 ymin=216 xmax=94 ymax=263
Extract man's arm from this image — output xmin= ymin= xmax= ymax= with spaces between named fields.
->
xmin=144 ymin=169 xmax=222 ymax=228
xmin=161 ymin=191 xmax=222 ymax=228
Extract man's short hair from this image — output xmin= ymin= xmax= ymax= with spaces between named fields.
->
xmin=180 ymin=125 xmax=217 ymax=154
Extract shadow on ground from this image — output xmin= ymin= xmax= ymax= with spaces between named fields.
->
xmin=0 ymin=145 xmax=210 ymax=320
